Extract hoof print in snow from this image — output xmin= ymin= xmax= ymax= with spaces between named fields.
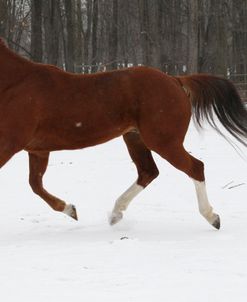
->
xmin=120 ymin=237 xmax=129 ymax=240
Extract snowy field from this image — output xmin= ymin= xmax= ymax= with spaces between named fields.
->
xmin=0 ymin=123 xmax=246 ymax=302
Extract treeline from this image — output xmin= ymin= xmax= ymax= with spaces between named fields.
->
xmin=0 ymin=0 xmax=246 ymax=77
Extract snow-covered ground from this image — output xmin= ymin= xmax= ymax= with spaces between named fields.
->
xmin=0 ymin=123 xmax=246 ymax=302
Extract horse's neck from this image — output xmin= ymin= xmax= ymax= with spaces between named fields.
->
xmin=0 ymin=42 xmax=33 ymax=91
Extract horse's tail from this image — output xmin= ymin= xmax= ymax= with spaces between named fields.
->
xmin=176 ymin=74 xmax=247 ymax=147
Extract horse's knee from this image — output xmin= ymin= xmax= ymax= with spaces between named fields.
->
xmin=29 ymin=174 xmax=44 ymax=195
xmin=29 ymin=179 xmax=41 ymax=195
xmin=137 ymin=165 xmax=159 ymax=187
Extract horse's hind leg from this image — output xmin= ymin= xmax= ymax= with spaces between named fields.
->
xmin=109 ymin=131 xmax=159 ymax=225
xmin=154 ymin=143 xmax=220 ymax=229
xmin=28 ymin=151 xmax=78 ymax=220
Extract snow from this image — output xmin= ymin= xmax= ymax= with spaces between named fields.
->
xmin=0 ymin=123 xmax=246 ymax=302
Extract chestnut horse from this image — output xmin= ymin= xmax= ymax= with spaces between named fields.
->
xmin=1 ymin=38 xmax=247 ymax=229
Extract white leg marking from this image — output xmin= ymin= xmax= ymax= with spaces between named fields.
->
xmin=193 ymin=180 xmax=220 ymax=228
xmin=63 ymin=204 xmax=73 ymax=215
xmin=109 ymin=181 xmax=143 ymax=225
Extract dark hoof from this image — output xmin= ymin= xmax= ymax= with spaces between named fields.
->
xmin=63 ymin=204 xmax=78 ymax=221
xmin=70 ymin=205 xmax=78 ymax=221
xmin=212 ymin=215 xmax=220 ymax=230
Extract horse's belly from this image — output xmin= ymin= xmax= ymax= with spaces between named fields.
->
xmin=25 ymin=123 xmax=133 ymax=152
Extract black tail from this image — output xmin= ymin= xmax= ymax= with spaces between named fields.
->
xmin=177 ymin=74 xmax=247 ymax=147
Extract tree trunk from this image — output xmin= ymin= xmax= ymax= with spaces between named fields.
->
xmin=82 ymin=0 xmax=93 ymax=73
xmin=91 ymin=0 xmax=99 ymax=72
xmin=108 ymin=0 xmax=118 ymax=70
xmin=64 ymin=0 xmax=75 ymax=72
xmin=232 ymin=0 xmax=247 ymax=76
xmin=139 ymin=0 xmax=151 ymax=66
xmin=187 ymin=0 xmax=199 ymax=73
xmin=31 ymin=0 xmax=43 ymax=62
xmin=43 ymin=0 xmax=60 ymax=66
xmin=74 ymin=0 xmax=84 ymax=73
xmin=0 ymin=0 xmax=8 ymax=38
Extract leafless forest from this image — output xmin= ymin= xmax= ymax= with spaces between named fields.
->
xmin=0 ymin=0 xmax=246 ymax=79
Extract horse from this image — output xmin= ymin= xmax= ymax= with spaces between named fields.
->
xmin=0 ymin=38 xmax=247 ymax=230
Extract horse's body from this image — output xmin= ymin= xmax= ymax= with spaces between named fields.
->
xmin=1 ymin=38 xmax=247 ymax=228
xmin=3 ymin=58 xmax=189 ymax=153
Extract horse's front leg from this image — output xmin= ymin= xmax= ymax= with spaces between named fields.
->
xmin=28 ymin=151 xmax=78 ymax=220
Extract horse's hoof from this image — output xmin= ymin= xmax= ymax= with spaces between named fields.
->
xmin=212 ymin=215 xmax=220 ymax=230
xmin=63 ymin=204 xmax=78 ymax=221
xmin=109 ymin=211 xmax=123 ymax=225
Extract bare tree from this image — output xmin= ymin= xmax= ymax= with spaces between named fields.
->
xmin=31 ymin=0 xmax=43 ymax=62
xmin=43 ymin=0 xmax=60 ymax=66
xmin=64 ymin=0 xmax=76 ymax=72
xmin=0 ymin=0 xmax=8 ymax=39
xmin=91 ymin=0 xmax=99 ymax=72
xmin=74 ymin=0 xmax=84 ymax=72
xmin=139 ymin=0 xmax=151 ymax=66
xmin=187 ymin=0 xmax=199 ymax=73
xmin=232 ymin=0 xmax=247 ymax=76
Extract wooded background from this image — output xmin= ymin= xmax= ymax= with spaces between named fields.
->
xmin=0 ymin=0 xmax=246 ymax=79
